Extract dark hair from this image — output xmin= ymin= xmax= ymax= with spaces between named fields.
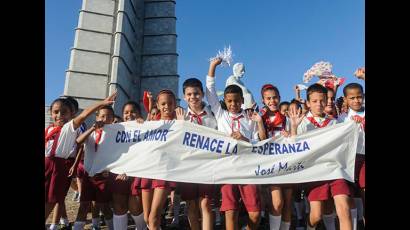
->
xmin=114 ymin=115 xmax=123 ymax=122
xmin=183 ymin=78 xmax=203 ymax=94
xmin=64 ymin=96 xmax=79 ymax=113
xmin=97 ymin=105 xmax=114 ymax=116
xmin=306 ymin=84 xmax=328 ymax=101
xmin=224 ymin=85 xmax=243 ymax=98
xmin=157 ymin=89 xmax=177 ymax=102
xmin=260 ymin=84 xmax=280 ymax=98
xmin=50 ymin=98 xmax=73 ymax=113
xmin=279 ymin=101 xmax=290 ymax=109
xmin=122 ymin=101 xmax=141 ymax=115
xmin=289 ymin=99 xmax=301 ymax=109
xmin=343 ymin=83 xmax=364 ymax=96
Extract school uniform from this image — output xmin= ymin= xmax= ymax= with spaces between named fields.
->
xmin=206 ymin=75 xmax=261 ymax=212
xmin=338 ymin=109 xmax=365 ymax=189
xmin=297 ymin=112 xmax=351 ymax=201
xmin=179 ymin=104 xmax=218 ymax=201
xmin=45 ymin=120 xmax=79 ymax=203
xmin=136 ymin=116 xmax=177 ymax=191
xmin=80 ymin=128 xmax=111 ymax=202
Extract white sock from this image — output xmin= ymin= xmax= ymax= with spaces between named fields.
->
xmin=173 ymin=194 xmax=181 ymax=222
xmin=351 ymin=208 xmax=358 ymax=230
xmin=105 ymin=218 xmax=114 ymax=230
xmin=114 ymin=214 xmax=128 ymax=230
xmin=279 ymin=221 xmax=291 ymax=230
xmin=49 ymin=224 xmax=58 ymax=230
xmin=269 ymin=214 xmax=282 ymax=230
xmin=322 ymin=212 xmax=336 ymax=230
xmin=92 ymin=217 xmax=101 ymax=228
xmin=132 ymin=213 xmax=146 ymax=230
xmin=294 ymin=201 xmax=303 ymax=220
xmin=354 ymin=198 xmax=364 ymax=221
xmin=73 ymin=221 xmax=86 ymax=230
xmin=59 ymin=217 xmax=69 ymax=226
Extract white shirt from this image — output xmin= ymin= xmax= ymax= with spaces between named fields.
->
xmin=338 ymin=109 xmax=365 ymax=155
xmin=296 ymin=111 xmax=337 ymax=135
xmin=184 ymin=104 xmax=218 ymax=130
xmin=206 ymin=75 xmax=259 ymax=142
xmin=45 ymin=120 xmax=79 ymax=159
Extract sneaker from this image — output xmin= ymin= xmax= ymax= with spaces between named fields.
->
xmin=99 ymin=215 xmax=106 ymax=226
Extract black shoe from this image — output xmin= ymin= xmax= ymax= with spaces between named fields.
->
xmin=58 ymin=223 xmax=72 ymax=230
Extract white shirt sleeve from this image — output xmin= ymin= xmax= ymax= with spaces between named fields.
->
xmin=206 ymin=75 xmax=223 ymax=118
xmin=54 ymin=120 xmax=79 ymax=159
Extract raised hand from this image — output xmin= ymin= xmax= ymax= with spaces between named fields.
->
xmin=251 ymin=111 xmax=262 ymax=123
xmin=102 ymin=91 xmax=118 ymax=106
xmin=288 ymin=104 xmax=305 ymax=128
xmin=281 ymin=130 xmax=290 ymax=137
xmin=175 ymin=107 xmax=185 ymax=120
xmin=354 ymin=67 xmax=365 ymax=80
xmin=115 ymin=173 xmax=128 ymax=181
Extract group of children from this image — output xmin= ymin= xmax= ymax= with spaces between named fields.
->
xmin=45 ymin=60 xmax=365 ymax=230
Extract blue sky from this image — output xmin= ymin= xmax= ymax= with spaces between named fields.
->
xmin=45 ymin=0 xmax=364 ymax=108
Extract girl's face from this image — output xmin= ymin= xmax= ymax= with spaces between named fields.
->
xmin=123 ymin=104 xmax=139 ymax=121
xmin=325 ymin=90 xmax=336 ymax=114
xmin=51 ymin=102 xmax=72 ymax=127
xmin=157 ymin=94 xmax=176 ymax=120
xmin=150 ymin=108 xmax=159 ymax=119
xmin=280 ymin=104 xmax=289 ymax=117
xmin=262 ymin=89 xmax=280 ymax=112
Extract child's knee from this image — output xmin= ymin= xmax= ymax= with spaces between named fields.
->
xmin=248 ymin=212 xmax=260 ymax=222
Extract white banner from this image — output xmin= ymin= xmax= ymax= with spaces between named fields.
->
xmin=84 ymin=120 xmax=359 ymax=184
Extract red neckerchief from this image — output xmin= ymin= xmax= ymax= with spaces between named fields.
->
xmin=94 ymin=128 xmax=103 ymax=152
xmin=188 ymin=110 xmax=207 ymax=125
xmin=230 ymin=114 xmax=244 ymax=132
xmin=306 ymin=114 xmax=332 ymax=128
xmin=353 ymin=115 xmax=365 ymax=132
xmin=262 ymin=110 xmax=286 ymax=136
xmin=45 ymin=125 xmax=62 ymax=157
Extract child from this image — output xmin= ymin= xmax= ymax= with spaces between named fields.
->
xmin=73 ymin=105 xmax=117 ymax=230
xmin=45 ymin=92 xmax=117 ymax=224
xmin=175 ymin=78 xmax=218 ymax=230
xmin=259 ymin=84 xmax=293 ymax=230
xmin=113 ymin=115 xmax=123 ymax=123
xmin=137 ymin=89 xmax=178 ymax=230
xmin=324 ymin=87 xmax=338 ymax=119
xmin=279 ymin=101 xmax=290 ymax=117
xmin=206 ymin=58 xmax=266 ymax=230
xmin=288 ymin=84 xmax=352 ymax=230
xmin=338 ymin=83 xmax=366 ymax=227
xmin=108 ymin=101 xmax=145 ymax=230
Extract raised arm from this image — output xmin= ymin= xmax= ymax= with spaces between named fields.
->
xmin=72 ymin=91 xmax=117 ymax=130
xmin=206 ymin=58 xmax=223 ymax=116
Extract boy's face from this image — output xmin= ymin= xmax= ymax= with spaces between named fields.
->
xmin=344 ymin=88 xmax=363 ymax=111
xmin=325 ymin=90 xmax=336 ymax=114
xmin=123 ymin=104 xmax=140 ymax=122
xmin=157 ymin=94 xmax=176 ymax=119
xmin=224 ymin=93 xmax=243 ymax=114
xmin=280 ymin=104 xmax=289 ymax=117
xmin=262 ymin=89 xmax=280 ymax=112
xmin=307 ymin=92 xmax=327 ymax=116
xmin=183 ymin=87 xmax=203 ymax=109
xmin=51 ymin=102 xmax=72 ymax=127
xmin=97 ymin=109 xmax=114 ymax=124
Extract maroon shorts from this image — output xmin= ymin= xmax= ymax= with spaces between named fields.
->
xmin=355 ymin=155 xmax=365 ymax=189
xmin=220 ymin=184 xmax=261 ymax=212
xmin=137 ymin=178 xmax=177 ymax=191
xmin=359 ymin=161 xmax=365 ymax=189
xmin=109 ymin=173 xmax=141 ymax=196
xmin=307 ymin=179 xmax=351 ymax=201
xmin=179 ymin=182 xmax=215 ymax=201
xmin=45 ymin=157 xmax=71 ymax=203
xmin=80 ymin=172 xmax=111 ymax=203
xmin=77 ymin=161 xmax=85 ymax=179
